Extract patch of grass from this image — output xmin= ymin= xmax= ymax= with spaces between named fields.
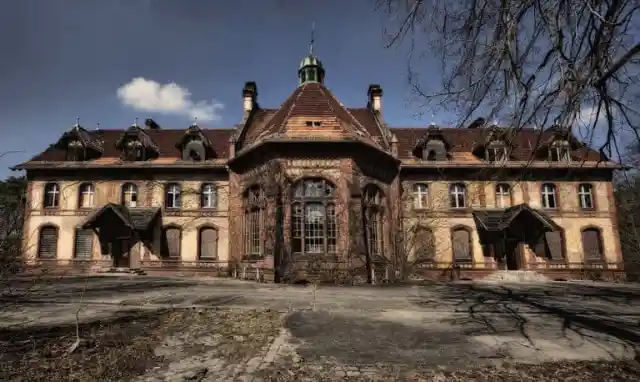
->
xmin=0 ymin=310 xmax=171 ymax=381
xmin=0 ymin=308 xmax=283 ymax=381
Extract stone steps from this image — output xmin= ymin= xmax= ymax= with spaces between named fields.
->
xmin=482 ymin=270 xmax=550 ymax=282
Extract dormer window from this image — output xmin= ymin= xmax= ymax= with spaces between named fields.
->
xmin=124 ymin=140 xmax=145 ymax=161
xmin=182 ymin=136 xmax=207 ymax=161
xmin=179 ymin=124 xmax=213 ymax=161
xmin=486 ymin=142 xmax=508 ymax=162
xmin=421 ymin=139 xmax=447 ymax=161
xmin=66 ymin=140 xmax=86 ymax=161
xmin=549 ymin=140 xmax=571 ymax=162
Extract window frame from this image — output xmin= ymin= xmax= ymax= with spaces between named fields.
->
xmin=449 ymin=183 xmax=467 ymax=209
xmin=578 ymin=183 xmax=595 ymax=210
xmin=412 ymin=183 xmax=429 ymax=209
xmin=43 ymin=182 xmax=60 ymax=208
xmin=164 ymin=183 xmax=182 ymax=209
xmin=541 ymin=183 xmax=558 ymax=209
xmin=121 ymin=183 xmax=139 ymax=207
xmin=78 ymin=182 xmax=95 ymax=209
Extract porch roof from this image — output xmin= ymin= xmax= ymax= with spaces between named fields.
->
xmin=80 ymin=203 xmax=161 ymax=231
xmin=472 ymin=203 xmax=561 ymax=232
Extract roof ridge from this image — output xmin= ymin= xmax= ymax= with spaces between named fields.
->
xmin=320 ymin=86 xmax=369 ymax=135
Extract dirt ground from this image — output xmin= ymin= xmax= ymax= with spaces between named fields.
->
xmin=1 ymin=276 xmax=640 ymax=380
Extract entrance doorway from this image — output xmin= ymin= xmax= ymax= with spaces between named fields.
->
xmin=504 ymin=239 xmax=521 ymax=270
xmin=112 ymin=238 xmax=131 ymax=268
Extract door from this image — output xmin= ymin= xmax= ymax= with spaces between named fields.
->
xmin=112 ymin=238 xmax=130 ymax=268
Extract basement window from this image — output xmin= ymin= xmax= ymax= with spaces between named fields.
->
xmin=305 ymin=121 xmax=322 ymax=127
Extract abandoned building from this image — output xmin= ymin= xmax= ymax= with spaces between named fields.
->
xmin=15 ymin=51 xmax=624 ymax=282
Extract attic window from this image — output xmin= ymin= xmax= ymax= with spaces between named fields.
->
xmin=486 ymin=142 xmax=508 ymax=162
xmin=549 ymin=140 xmax=571 ymax=162
xmin=66 ymin=140 xmax=85 ymax=161
xmin=124 ymin=140 xmax=145 ymax=161
xmin=305 ymin=121 xmax=322 ymax=127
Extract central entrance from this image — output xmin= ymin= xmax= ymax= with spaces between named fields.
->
xmin=112 ymin=237 xmax=131 ymax=268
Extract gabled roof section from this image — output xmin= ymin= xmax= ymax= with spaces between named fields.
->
xmin=115 ymin=124 xmax=160 ymax=153
xmin=393 ymin=126 xmax=607 ymax=162
xmin=56 ymin=124 xmax=104 ymax=153
xmin=238 ymin=83 xmax=383 ymax=150
xmin=176 ymin=123 xmax=213 ymax=149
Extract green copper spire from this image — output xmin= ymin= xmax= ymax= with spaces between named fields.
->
xmin=298 ymin=22 xmax=325 ymax=85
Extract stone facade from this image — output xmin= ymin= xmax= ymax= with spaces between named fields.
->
xmin=15 ymin=55 xmax=625 ymax=282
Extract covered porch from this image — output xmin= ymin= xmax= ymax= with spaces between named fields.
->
xmin=473 ymin=203 xmax=565 ymax=271
xmin=80 ymin=203 xmax=161 ymax=270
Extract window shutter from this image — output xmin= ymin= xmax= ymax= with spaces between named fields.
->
xmin=452 ymin=229 xmax=471 ymax=261
xmin=74 ymin=229 xmax=94 ymax=259
xmin=582 ymin=229 xmax=603 ymax=261
xmin=199 ymin=228 xmax=218 ymax=259
xmin=38 ymin=227 xmax=58 ymax=259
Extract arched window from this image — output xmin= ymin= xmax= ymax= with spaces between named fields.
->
xmin=121 ymin=183 xmax=138 ymax=207
xmin=43 ymin=183 xmax=60 ymax=208
xmin=364 ymin=184 xmax=383 ymax=257
xmin=449 ymin=183 xmax=467 ymax=209
xmin=578 ymin=183 xmax=594 ymax=209
xmin=198 ymin=226 xmax=218 ymax=259
xmin=412 ymin=183 xmax=429 ymax=209
xmin=201 ymin=183 xmax=217 ymax=209
xmin=161 ymin=226 xmax=181 ymax=258
xmin=74 ymin=228 xmax=94 ymax=259
xmin=78 ymin=183 xmax=95 ymax=209
xmin=165 ymin=183 xmax=181 ymax=208
xmin=495 ymin=183 xmax=512 ymax=208
xmin=581 ymin=227 xmax=604 ymax=261
xmin=38 ymin=225 xmax=58 ymax=259
xmin=291 ymin=178 xmax=337 ymax=255
xmin=451 ymin=226 xmax=472 ymax=263
xmin=541 ymin=183 xmax=557 ymax=209
xmin=245 ymin=186 xmax=265 ymax=256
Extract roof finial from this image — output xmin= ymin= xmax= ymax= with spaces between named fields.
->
xmin=95 ymin=122 xmax=101 ymax=131
xmin=74 ymin=116 xmax=80 ymax=129
xmin=309 ymin=21 xmax=315 ymax=55
xmin=192 ymin=116 xmax=198 ymax=126
xmin=133 ymin=117 xmax=139 ymax=127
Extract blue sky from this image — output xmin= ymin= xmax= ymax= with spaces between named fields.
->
xmin=0 ymin=0 xmax=451 ymax=178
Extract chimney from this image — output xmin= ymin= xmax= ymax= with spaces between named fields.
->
xmin=367 ymin=84 xmax=383 ymax=113
xmin=390 ymin=134 xmax=398 ymax=156
xmin=242 ymin=81 xmax=258 ymax=114
xmin=228 ymin=134 xmax=236 ymax=159
xmin=467 ymin=117 xmax=486 ymax=129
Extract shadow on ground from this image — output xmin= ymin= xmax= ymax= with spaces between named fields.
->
xmin=416 ymin=283 xmax=640 ymax=361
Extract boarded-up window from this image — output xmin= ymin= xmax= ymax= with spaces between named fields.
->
xmin=452 ymin=228 xmax=471 ymax=262
xmin=38 ymin=226 xmax=58 ymax=259
xmin=74 ymin=229 xmax=94 ymax=259
xmin=544 ymin=231 xmax=564 ymax=260
xmin=199 ymin=227 xmax=218 ymax=259
xmin=415 ymin=227 xmax=435 ymax=261
xmin=582 ymin=228 xmax=603 ymax=261
xmin=161 ymin=227 xmax=181 ymax=258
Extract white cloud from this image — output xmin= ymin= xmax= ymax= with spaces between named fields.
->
xmin=116 ymin=77 xmax=224 ymax=122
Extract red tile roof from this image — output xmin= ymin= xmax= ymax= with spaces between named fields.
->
xmin=19 ymin=85 xmax=607 ymax=167
xmin=237 ymin=83 xmax=384 ymax=149
xmin=28 ymin=128 xmax=234 ymax=162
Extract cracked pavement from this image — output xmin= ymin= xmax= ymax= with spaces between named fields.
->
xmin=2 ymin=276 xmax=640 ymax=379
